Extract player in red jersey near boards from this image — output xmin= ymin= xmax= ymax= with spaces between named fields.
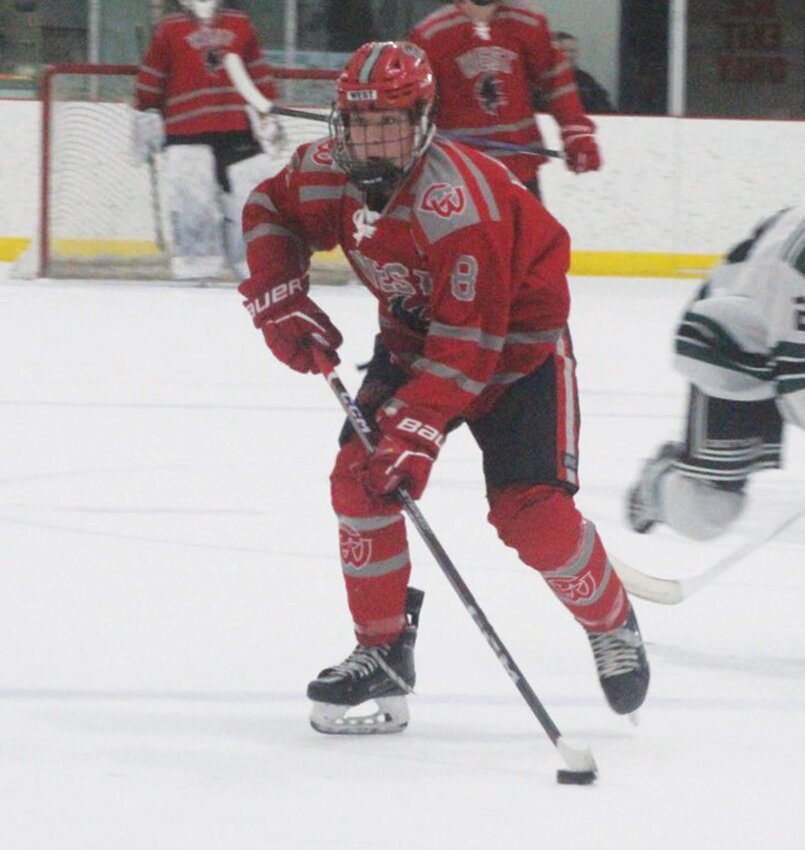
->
xmin=410 ymin=0 xmax=600 ymax=198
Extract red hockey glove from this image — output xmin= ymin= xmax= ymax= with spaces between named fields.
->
xmin=243 ymin=281 xmax=342 ymax=374
xmin=561 ymin=125 xmax=601 ymax=174
xmin=364 ymin=402 xmax=446 ymax=500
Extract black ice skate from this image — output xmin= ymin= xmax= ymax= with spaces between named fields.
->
xmin=588 ymin=604 xmax=650 ymax=716
xmin=626 ymin=442 xmax=684 ymax=533
xmin=307 ymin=587 xmax=424 ymax=735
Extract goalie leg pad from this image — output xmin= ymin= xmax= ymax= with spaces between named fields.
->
xmin=166 ymin=144 xmax=224 ymax=279
xmin=223 ymin=154 xmax=277 ymax=278
xmin=488 ymin=484 xmax=628 ymax=632
xmin=331 ymin=438 xmax=411 ymax=645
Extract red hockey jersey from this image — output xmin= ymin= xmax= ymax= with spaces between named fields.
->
xmin=135 ymin=10 xmax=276 ymax=136
xmin=240 ymin=137 xmax=571 ymax=427
xmin=409 ymin=3 xmax=591 ymax=184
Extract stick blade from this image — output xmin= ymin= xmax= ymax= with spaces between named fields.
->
xmin=611 ymin=556 xmax=685 ymax=605
xmin=556 ymin=736 xmax=598 ymax=777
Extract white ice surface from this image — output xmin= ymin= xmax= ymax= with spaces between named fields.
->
xmin=1 ymin=267 xmax=803 ymax=849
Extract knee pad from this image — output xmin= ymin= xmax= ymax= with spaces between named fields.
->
xmin=660 ymin=471 xmax=747 ymax=540
xmin=488 ymin=484 xmax=584 ymax=571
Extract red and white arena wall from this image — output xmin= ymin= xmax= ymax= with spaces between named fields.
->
xmin=0 ymin=97 xmax=802 ymax=279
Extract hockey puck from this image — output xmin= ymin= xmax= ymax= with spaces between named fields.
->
xmin=556 ymin=769 xmax=597 ymax=785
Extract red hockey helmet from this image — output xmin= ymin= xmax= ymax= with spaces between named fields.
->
xmin=330 ymin=41 xmax=436 ymax=192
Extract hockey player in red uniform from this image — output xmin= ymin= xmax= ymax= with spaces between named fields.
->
xmin=238 ymin=41 xmax=648 ymax=734
xmin=133 ymin=0 xmax=278 ymax=280
xmin=409 ymin=0 xmax=600 ymax=197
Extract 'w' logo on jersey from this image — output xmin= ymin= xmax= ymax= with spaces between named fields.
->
xmin=547 ymin=572 xmax=598 ymax=602
xmin=312 ymin=140 xmax=334 ymax=167
xmin=339 ymin=523 xmax=372 ymax=569
xmin=421 ymin=183 xmax=466 ymax=219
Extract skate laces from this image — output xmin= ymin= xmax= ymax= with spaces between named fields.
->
xmin=327 ymin=645 xmax=389 ymax=680
xmin=589 ymin=626 xmax=642 ymax=679
xmin=325 ymin=642 xmax=415 ymax=695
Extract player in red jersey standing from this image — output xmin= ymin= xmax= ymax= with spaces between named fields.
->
xmin=133 ymin=0 xmax=278 ymax=279
xmin=238 ymin=41 xmax=647 ymax=734
xmin=409 ymin=0 xmax=600 ymax=198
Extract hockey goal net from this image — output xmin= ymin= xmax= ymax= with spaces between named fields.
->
xmin=15 ymin=63 xmax=340 ymax=281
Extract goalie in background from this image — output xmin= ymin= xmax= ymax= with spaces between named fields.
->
xmin=132 ymin=0 xmax=279 ymax=280
xmin=627 ymin=204 xmax=805 ymax=541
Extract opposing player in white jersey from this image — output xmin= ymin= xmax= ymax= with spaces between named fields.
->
xmin=628 ymin=204 xmax=805 ymax=540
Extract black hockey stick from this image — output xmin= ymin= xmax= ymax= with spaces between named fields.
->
xmin=312 ymin=347 xmax=598 ymax=783
xmin=251 ymin=106 xmax=563 ymax=160
xmin=437 ymin=131 xmax=563 ymax=159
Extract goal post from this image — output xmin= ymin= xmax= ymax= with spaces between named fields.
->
xmin=15 ymin=62 xmax=344 ymax=282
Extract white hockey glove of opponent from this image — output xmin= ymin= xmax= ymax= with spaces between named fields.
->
xmin=131 ymin=108 xmax=165 ymax=165
xmin=246 ymin=104 xmax=285 ymax=156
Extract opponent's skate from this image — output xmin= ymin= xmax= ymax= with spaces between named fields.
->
xmin=307 ymin=587 xmax=424 ymax=735
xmin=626 ymin=442 xmax=684 ymax=533
xmin=588 ymin=604 xmax=650 ymax=716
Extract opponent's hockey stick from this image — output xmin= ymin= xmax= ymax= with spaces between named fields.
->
xmin=312 ymin=346 xmax=597 ymax=784
xmin=612 ymin=503 xmax=805 ymax=605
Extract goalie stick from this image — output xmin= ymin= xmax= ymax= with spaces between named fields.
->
xmin=311 ymin=346 xmax=598 ymax=784
xmin=612 ymin=503 xmax=805 ymax=605
xmin=222 ymin=53 xmax=562 ymax=159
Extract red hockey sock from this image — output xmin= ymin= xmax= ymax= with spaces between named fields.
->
xmin=331 ymin=438 xmax=411 ymax=646
xmin=488 ymin=484 xmax=628 ymax=632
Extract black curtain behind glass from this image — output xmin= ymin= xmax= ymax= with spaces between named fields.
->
xmin=619 ymin=0 xmax=669 ymax=114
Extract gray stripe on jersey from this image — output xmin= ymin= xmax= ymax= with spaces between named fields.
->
xmin=447 ymin=144 xmax=501 ymax=222
xmin=496 ymin=10 xmax=543 ymax=29
xmin=244 ymin=222 xmax=306 ymax=257
xmin=168 ymin=86 xmax=236 ymax=106
xmin=165 ymin=104 xmax=244 ymax=125
xmin=412 ymin=357 xmax=486 ymax=396
xmin=337 ymin=514 xmax=403 ymax=532
xmin=556 ymin=332 xmax=578 ymax=486
xmin=246 ymin=191 xmax=278 ymax=214
xmin=341 ymin=551 xmax=409 ymax=579
xmin=419 ymin=14 xmax=465 ymax=40
xmin=508 ymin=328 xmax=563 ymax=345
xmin=300 ymin=185 xmax=344 ymax=203
xmin=429 ymin=321 xmax=505 ymax=351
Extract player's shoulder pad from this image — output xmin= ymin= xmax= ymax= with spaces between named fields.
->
xmin=218 ymin=10 xmax=250 ymax=22
xmin=293 ymin=137 xmax=341 ymax=174
xmin=495 ymin=4 xmax=547 ymax=29
xmin=411 ymin=141 xmax=504 ymax=245
xmin=413 ymin=6 xmax=465 ymax=41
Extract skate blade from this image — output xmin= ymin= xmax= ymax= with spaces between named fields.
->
xmin=309 ymin=696 xmax=409 ymax=735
